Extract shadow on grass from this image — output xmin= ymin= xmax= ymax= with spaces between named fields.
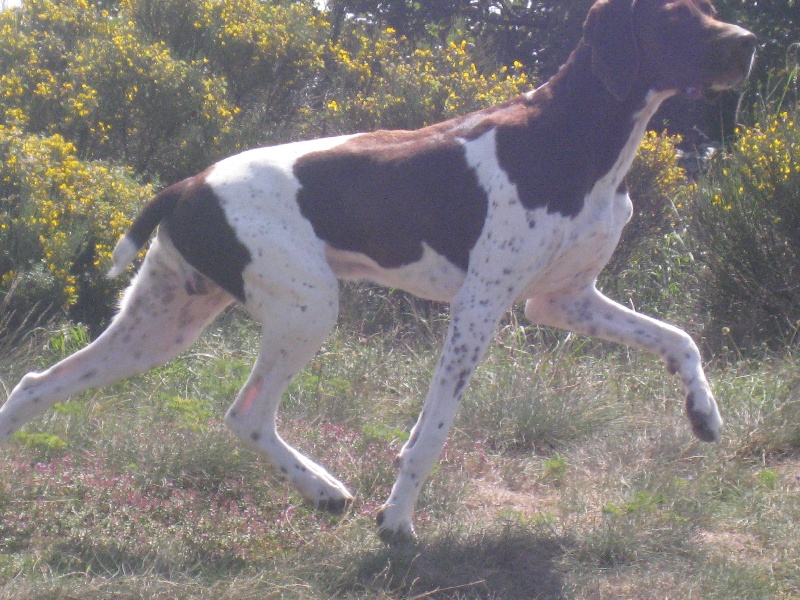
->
xmin=332 ymin=524 xmax=567 ymax=599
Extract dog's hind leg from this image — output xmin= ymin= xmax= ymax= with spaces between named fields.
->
xmin=0 ymin=234 xmax=233 ymax=442
xmin=224 ymin=252 xmax=352 ymax=512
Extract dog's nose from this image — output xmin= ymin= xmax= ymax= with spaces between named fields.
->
xmin=736 ymin=31 xmax=758 ymax=57
xmin=724 ymin=27 xmax=757 ymax=57
xmin=734 ymin=30 xmax=757 ymax=74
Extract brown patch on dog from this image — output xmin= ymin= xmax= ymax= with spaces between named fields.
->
xmin=294 ymin=127 xmax=490 ymax=272
xmin=495 ymin=62 xmax=641 ymax=219
xmin=162 ymin=176 xmax=251 ymax=303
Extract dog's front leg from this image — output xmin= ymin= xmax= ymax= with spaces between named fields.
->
xmin=525 ymin=285 xmax=722 ymax=442
xmin=376 ymin=287 xmax=508 ymax=544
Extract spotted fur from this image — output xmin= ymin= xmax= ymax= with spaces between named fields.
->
xmin=0 ymin=0 xmax=755 ymax=545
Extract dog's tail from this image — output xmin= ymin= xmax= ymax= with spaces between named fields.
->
xmin=106 ymin=183 xmax=184 ymax=279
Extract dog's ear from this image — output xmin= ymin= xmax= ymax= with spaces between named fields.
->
xmin=583 ymin=0 xmax=639 ymax=101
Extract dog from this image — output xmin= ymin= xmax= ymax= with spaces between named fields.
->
xmin=0 ymin=0 xmax=755 ymax=544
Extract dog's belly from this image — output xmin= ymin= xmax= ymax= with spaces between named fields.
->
xmin=326 ymin=243 xmax=466 ymax=302
xmin=521 ymin=233 xmax=616 ymax=298
xmin=326 ymin=188 xmax=632 ymax=306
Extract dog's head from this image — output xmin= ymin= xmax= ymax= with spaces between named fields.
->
xmin=583 ymin=0 xmax=756 ymax=101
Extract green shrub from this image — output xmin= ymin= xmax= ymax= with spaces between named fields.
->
xmin=690 ymin=107 xmax=800 ymax=350
xmin=0 ymin=0 xmax=240 ymax=182
xmin=123 ymin=0 xmax=326 ymax=147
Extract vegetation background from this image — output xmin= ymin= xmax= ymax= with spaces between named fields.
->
xmin=0 ymin=0 xmax=798 ymax=597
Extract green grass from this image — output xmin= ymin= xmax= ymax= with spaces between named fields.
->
xmin=1 ymin=310 xmax=799 ymax=599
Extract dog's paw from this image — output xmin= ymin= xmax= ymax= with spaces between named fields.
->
xmin=686 ymin=390 xmax=722 ymax=442
xmin=289 ymin=459 xmax=354 ymax=511
xmin=376 ymin=505 xmax=416 ymax=546
xmin=316 ymin=495 xmax=353 ymax=514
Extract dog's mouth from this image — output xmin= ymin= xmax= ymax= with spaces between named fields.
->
xmin=680 ymin=83 xmax=729 ymax=102
xmin=682 ymin=85 xmax=707 ymax=101
xmin=681 ymin=65 xmax=753 ymax=101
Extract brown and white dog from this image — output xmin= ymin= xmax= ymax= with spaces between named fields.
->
xmin=0 ymin=0 xmax=755 ymax=543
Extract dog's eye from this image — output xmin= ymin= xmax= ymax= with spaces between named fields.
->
xmin=664 ymin=2 xmax=692 ymax=23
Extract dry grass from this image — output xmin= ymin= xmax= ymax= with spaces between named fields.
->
xmin=1 ymin=310 xmax=799 ymax=599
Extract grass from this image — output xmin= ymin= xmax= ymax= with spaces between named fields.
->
xmin=1 ymin=306 xmax=799 ymax=599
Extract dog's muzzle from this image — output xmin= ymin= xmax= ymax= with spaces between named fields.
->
xmin=706 ymin=26 xmax=757 ymax=91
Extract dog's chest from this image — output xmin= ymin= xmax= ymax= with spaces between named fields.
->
xmin=465 ymin=134 xmax=633 ymax=299
xmin=473 ymin=191 xmax=631 ymax=303
xmin=525 ymin=189 xmax=632 ymax=295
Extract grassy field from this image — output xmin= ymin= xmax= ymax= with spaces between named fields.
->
xmin=1 ymin=303 xmax=799 ymax=599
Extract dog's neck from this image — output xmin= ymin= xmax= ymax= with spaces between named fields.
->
xmin=527 ymin=41 xmax=674 ymax=194
xmin=543 ymin=41 xmax=657 ymax=111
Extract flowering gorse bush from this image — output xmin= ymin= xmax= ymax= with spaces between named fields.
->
xmin=64 ymin=20 xmax=238 ymax=181
xmin=0 ymin=0 xmax=239 ymax=183
xmin=0 ymin=0 xmax=536 ymax=333
xmin=317 ymin=27 xmax=532 ymax=133
xmin=0 ymin=121 xmax=151 ymax=328
xmin=728 ymin=111 xmax=800 ymax=199
xmin=123 ymin=0 xmax=327 ymax=145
